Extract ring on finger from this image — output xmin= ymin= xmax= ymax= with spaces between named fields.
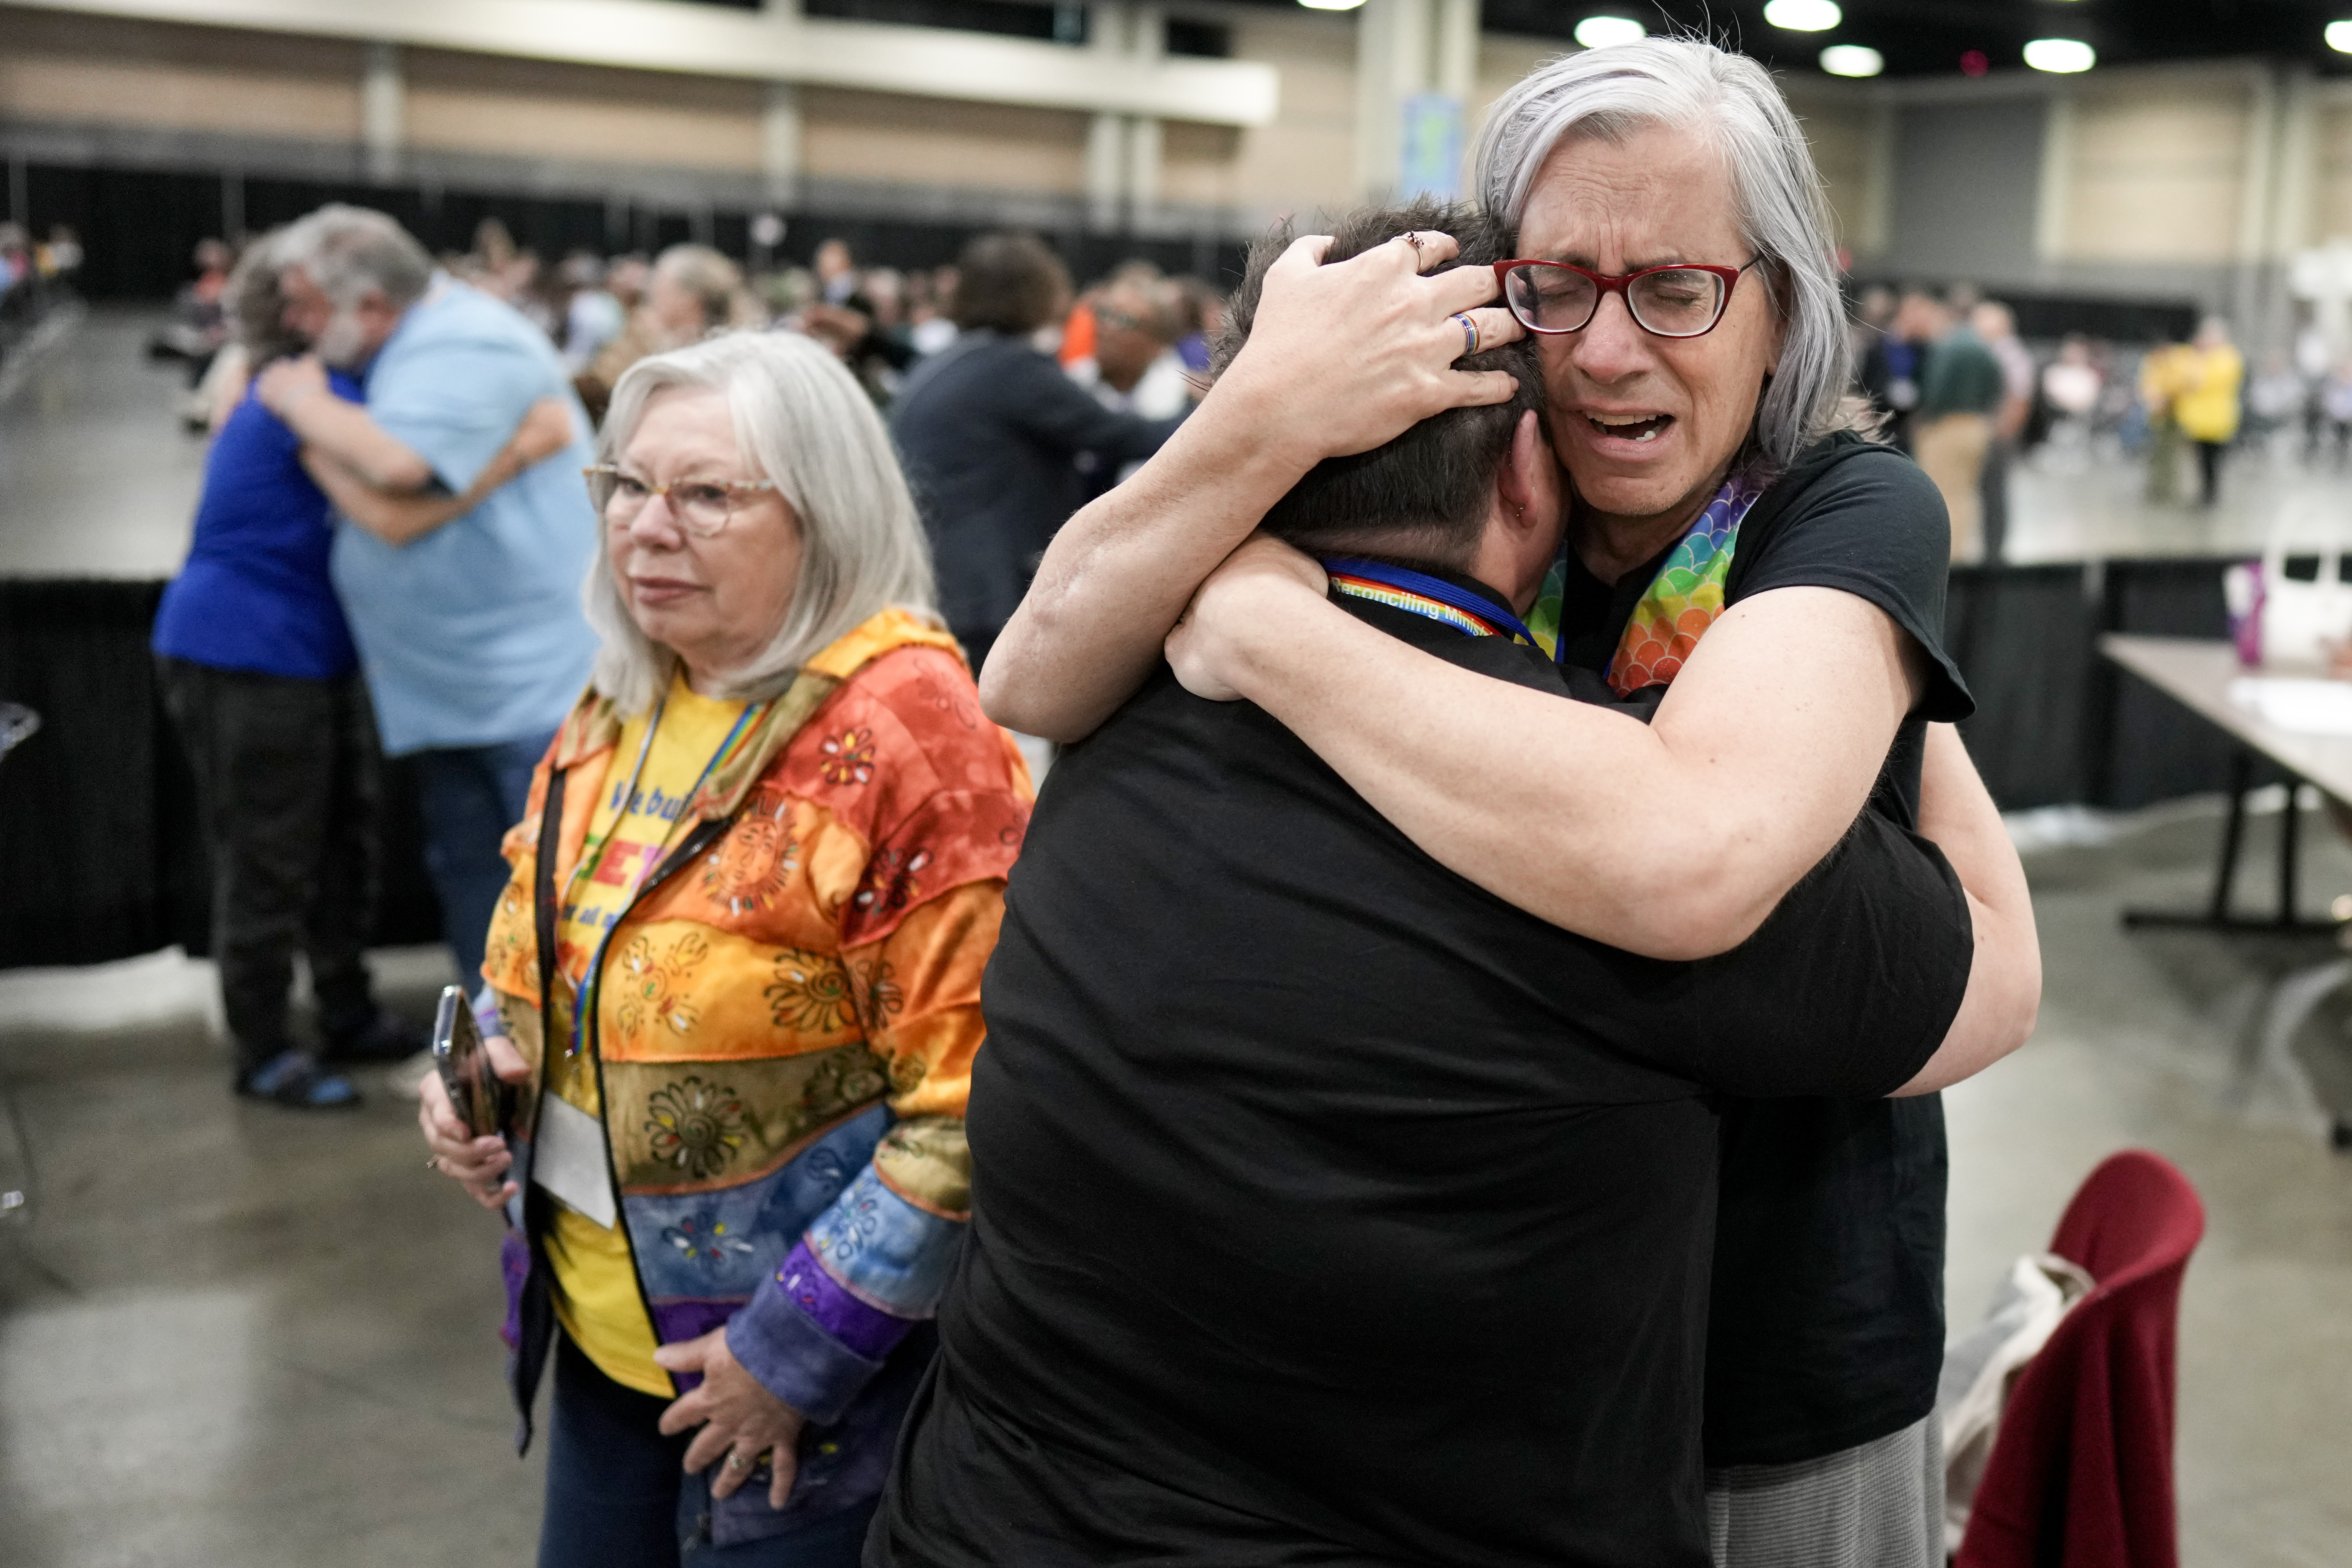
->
xmin=727 ymin=1450 xmax=756 ymax=1472
xmin=1451 ymin=312 xmax=1480 ymax=357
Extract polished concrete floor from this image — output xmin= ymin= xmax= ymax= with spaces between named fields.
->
xmin=10 ymin=308 xmax=2352 ymax=1562
xmin=7 ymin=802 xmax=2352 ymax=1564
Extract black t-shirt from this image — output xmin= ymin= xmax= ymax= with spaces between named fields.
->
xmin=870 ymin=580 xmax=1972 ymax=1568
xmin=1552 ymin=432 xmax=1974 ymax=1466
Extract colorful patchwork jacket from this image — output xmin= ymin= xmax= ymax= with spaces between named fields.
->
xmin=480 ymin=607 xmax=1031 ymax=1547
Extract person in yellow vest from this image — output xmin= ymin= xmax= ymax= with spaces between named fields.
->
xmin=2139 ymin=340 xmax=2193 ymax=505
xmin=2173 ymin=315 xmax=2245 ymax=507
xmin=418 ymin=330 xmax=1031 ymax=1566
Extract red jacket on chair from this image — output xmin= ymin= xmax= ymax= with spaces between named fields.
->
xmin=1957 ymin=1150 xmax=2205 ymax=1568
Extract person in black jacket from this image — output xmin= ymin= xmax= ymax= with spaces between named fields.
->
xmin=888 ymin=233 xmax=1183 ymax=675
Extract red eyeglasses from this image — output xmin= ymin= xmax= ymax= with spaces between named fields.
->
xmin=1493 ymin=257 xmax=1762 ymax=339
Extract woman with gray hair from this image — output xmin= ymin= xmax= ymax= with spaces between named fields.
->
xmin=417 ymin=331 xmax=1030 ymax=1566
xmin=977 ymin=36 xmax=2035 ymax=1568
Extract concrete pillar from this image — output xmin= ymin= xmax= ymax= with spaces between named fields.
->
xmin=1085 ymin=0 xmax=1133 ymax=231
xmin=1855 ymin=96 xmax=1895 ymax=261
xmin=762 ymin=82 xmax=803 ymax=206
xmin=1355 ymin=0 xmax=1438 ymax=202
xmin=2234 ymin=67 xmax=2282 ymax=341
xmin=1433 ymin=0 xmax=1476 ymax=106
xmin=2033 ymin=94 xmax=2074 ymax=265
xmin=361 ymin=41 xmax=403 ymax=185
xmin=1127 ymin=3 xmax=1164 ymax=221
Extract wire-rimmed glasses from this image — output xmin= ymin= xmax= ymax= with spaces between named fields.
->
xmin=584 ymin=465 xmax=778 ymax=538
xmin=1492 ymin=257 xmax=1762 ymax=339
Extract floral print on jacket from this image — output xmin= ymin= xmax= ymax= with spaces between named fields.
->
xmin=480 ymin=608 xmax=1030 ymax=1546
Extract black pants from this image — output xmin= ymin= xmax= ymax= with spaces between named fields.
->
xmin=539 ymin=1335 xmax=877 ymax=1568
xmin=157 ymin=658 xmax=380 ymax=1074
xmin=2195 ymin=439 xmax=2227 ymax=506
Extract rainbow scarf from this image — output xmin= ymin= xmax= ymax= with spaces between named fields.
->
xmin=1523 ymin=471 xmax=1766 ymax=694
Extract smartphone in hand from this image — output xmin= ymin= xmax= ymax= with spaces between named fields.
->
xmin=432 ymin=985 xmax=515 ymax=1138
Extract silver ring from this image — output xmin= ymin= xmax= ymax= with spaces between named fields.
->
xmin=727 ymin=1451 xmax=754 ymax=1471
xmin=1453 ymin=312 xmax=1480 ymax=357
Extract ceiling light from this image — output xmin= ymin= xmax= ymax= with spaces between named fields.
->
xmin=1574 ymin=14 xmax=1647 ymax=48
xmin=1765 ymin=0 xmax=1842 ymax=32
xmin=1299 ymin=0 xmax=1368 ymax=11
xmin=1819 ymin=43 xmax=1883 ymax=77
xmin=2023 ymin=37 xmax=2095 ymax=72
xmin=2329 ymin=20 xmax=2352 ymax=52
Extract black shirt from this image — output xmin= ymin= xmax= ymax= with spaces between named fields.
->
xmin=870 ymin=578 xmax=1972 ymax=1568
xmin=1552 ymin=432 xmax=1974 ymax=1466
xmin=890 ymin=333 xmax=1182 ymax=638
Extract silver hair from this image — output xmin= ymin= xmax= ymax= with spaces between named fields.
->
xmin=1474 ymin=37 xmax=1851 ymax=470
xmin=586 ymin=332 xmax=940 ymax=715
xmin=273 ymin=203 xmax=434 ymax=310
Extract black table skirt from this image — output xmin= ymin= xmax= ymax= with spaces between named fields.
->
xmin=0 ymin=563 xmax=2277 ymax=970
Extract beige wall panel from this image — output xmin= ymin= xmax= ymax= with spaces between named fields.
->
xmin=1172 ymin=9 xmax=1357 ymax=218
xmin=799 ymin=88 xmax=1087 ymax=193
xmin=0 ymin=6 xmax=362 ymax=140
xmin=2310 ymin=104 xmax=2352 ymax=243
xmin=1160 ymin=119 xmax=1245 ymax=208
xmin=403 ymin=48 xmax=764 ymax=170
xmin=2060 ymin=83 xmax=2249 ymax=262
xmin=1785 ymin=87 xmax=1875 ymax=253
xmin=1469 ymin=33 xmax=1563 ymax=154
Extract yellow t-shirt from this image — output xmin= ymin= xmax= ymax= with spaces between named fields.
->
xmin=543 ymin=671 xmax=750 ymax=1396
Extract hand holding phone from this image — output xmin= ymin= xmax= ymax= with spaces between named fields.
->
xmin=432 ymin=985 xmax=517 ymax=1138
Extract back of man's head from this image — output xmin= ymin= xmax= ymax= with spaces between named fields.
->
xmin=1214 ymin=202 xmax=1541 ymax=572
xmin=275 ymin=204 xmax=433 ymax=311
xmin=952 ymin=233 xmax=1071 ymax=336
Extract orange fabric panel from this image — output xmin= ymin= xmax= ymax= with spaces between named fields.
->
xmin=843 ymin=880 xmax=1002 ymax=1121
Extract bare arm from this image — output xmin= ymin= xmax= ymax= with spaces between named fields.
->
xmin=977 ymin=231 xmax=1525 ymax=742
xmin=1893 ymin=724 xmax=2039 ymax=1095
xmin=257 ymin=355 xmax=436 ymax=493
xmin=1164 ymin=535 xmax=1922 ymax=960
xmin=306 ymin=395 xmax=575 ymax=548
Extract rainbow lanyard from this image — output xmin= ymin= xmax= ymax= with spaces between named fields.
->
xmin=1323 ymin=557 xmax=1555 ymax=659
xmin=560 ymin=693 xmax=759 ymax=1058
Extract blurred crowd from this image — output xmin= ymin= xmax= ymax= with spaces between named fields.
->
xmin=0 ymin=220 xmax=83 ymax=378
xmin=152 ymin=218 xmax=1225 ymax=444
xmin=1844 ymin=277 xmax=2352 ymax=551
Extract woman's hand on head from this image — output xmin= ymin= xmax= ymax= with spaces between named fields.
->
xmin=655 ymin=1328 xmax=808 ymax=1509
xmin=1165 ymin=534 xmax=1330 ymax=702
xmin=1212 ymin=231 xmax=1524 ymax=470
xmin=417 ymin=1032 xmax=530 ymax=1211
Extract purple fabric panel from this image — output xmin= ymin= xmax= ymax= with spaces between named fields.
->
xmin=725 ymin=1278 xmax=884 ymax=1425
xmin=777 ymin=1239 xmax=917 ymax=1361
xmin=499 ymin=1230 xmax=528 ymax=1350
xmin=648 ymin=1298 xmax=741 ymax=1392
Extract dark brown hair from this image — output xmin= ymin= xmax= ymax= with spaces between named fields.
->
xmin=1214 ymin=200 xmax=1542 ymax=569
xmin=949 ymin=232 xmax=1072 ymax=335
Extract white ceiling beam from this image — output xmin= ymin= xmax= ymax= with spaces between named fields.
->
xmin=5 ymin=0 xmax=1282 ymax=126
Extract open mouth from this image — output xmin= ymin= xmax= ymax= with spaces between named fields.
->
xmin=1585 ymin=412 xmax=1674 ymax=443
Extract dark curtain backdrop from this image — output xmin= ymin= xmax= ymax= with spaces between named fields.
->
xmin=0 ymin=560 xmax=2283 ymax=970
xmin=0 ymin=580 xmax=440 ymax=969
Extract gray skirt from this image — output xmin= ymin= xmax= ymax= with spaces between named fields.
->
xmin=1705 ymin=1414 xmax=1944 ymax=1568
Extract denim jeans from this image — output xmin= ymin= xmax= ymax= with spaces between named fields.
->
xmin=537 ymin=1335 xmax=878 ymax=1568
xmin=410 ymin=732 xmax=552 ymax=994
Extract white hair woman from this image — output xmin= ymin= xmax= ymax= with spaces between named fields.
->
xmin=418 ymin=331 xmax=1031 ymax=1567
xmin=970 ymin=35 xmax=2037 ymax=1568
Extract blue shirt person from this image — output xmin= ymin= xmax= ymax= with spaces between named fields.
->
xmin=260 ymin=204 xmax=599 ymax=1000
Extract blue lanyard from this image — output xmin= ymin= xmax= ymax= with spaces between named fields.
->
xmin=1321 ymin=556 xmax=1557 ymax=662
